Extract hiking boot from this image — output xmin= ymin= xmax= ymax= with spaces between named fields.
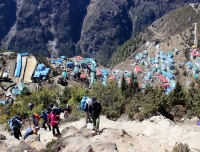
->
xmin=57 ymin=133 xmax=61 ymax=138
xmin=53 ymin=134 xmax=57 ymax=137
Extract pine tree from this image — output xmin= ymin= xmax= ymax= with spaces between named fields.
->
xmin=121 ymin=74 xmax=126 ymax=94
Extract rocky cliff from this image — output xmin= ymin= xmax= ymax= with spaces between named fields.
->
xmin=0 ymin=0 xmax=198 ymax=66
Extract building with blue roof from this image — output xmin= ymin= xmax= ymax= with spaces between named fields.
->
xmin=37 ymin=64 xmax=45 ymax=71
xmin=66 ymin=62 xmax=75 ymax=69
xmin=33 ymin=64 xmax=51 ymax=82
xmin=51 ymin=59 xmax=55 ymax=64
xmin=166 ymin=72 xmax=174 ymax=80
xmin=167 ymin=51 xmax=174 ymax=58
xmin=57 ymin=58 xmax=63 ymax=63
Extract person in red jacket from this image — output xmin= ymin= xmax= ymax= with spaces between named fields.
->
xmin=48 ymin=107 xmax=61 ymax=137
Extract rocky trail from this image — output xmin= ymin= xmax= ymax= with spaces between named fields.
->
xmin=0 ymin=115 xmax=200 ymax=152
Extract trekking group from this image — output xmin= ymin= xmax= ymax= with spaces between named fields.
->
xmin=8 ymin=96 xmax=101 ymax=140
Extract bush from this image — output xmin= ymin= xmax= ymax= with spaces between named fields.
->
xmin=172 ymin=143 xmax=190 ymax=152
xmin=46 ymin=139 xmax=58 ymax=149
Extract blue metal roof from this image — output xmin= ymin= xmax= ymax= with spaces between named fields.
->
xmin=57 ymin=58 xmax=63 ymax=63
xmin=37 ymin=64 xmax=45 ymax=71
xmin=34 ymin=71 xmax=41 ymax=78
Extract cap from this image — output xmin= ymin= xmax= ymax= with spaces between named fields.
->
xmin=92 ymin=97 xmax=97 ymax=101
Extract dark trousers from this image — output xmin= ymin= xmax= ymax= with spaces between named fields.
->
xmin=52 ymin=125 xmax=60 ymax=135
xmin=14 ymin=131 xmax=20 ymax=140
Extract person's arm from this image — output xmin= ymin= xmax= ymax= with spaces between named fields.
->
xmin=16 ymin=119 xmax=23 ymax=125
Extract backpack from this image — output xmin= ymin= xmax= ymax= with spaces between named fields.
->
xmin=34 ymin=113 xmax=40 ymax=121
xmin=81 ymin=97 xmax=87 ymax=112
xmin=8 ymin=116 xmax=21 ymax=133
xmin=81 ymin=97 xmax=92 ymax=112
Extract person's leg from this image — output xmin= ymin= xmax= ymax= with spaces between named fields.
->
xmin=48 ymin=123 xmax=51 ymax=131
xmin=85 ymin=112 xmax=89 ymax=124
xmin=14 ymin=131 xmax=20 ymax=140
xmin=96 ymin=116 xmax=100 ymax=130
xmin=56 ymin=125 xmax=60 ymax=135
xmin=92 ymin=116 xmax=97 ymax=129
xmin=43 ymin=122 xmax=47 ymax=130
xmin=52 ymin=126 xmax=56 ymax=136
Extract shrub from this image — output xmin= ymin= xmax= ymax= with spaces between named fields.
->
xmin=172 ymin=143 xmax=190 ymax=152
xmin=46 ymin=139 xmax=58 ymax=149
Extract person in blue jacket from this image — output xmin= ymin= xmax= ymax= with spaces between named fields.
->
xmin=23 ymin=126 xmax=40 ymax=140
xmin=40 ymin=110 xmax=51 ymax=131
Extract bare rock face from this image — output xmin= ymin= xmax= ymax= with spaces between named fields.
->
xmin=0 ymin=0 xmax=16 ymax=41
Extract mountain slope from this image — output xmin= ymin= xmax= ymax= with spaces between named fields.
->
xmin=0 ymin=0 xmax=198 ymax=66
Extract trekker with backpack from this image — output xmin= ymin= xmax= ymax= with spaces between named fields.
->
xmin=9 ymin=116 xmax=23 ymax=140
xmin=48 ymin=107 xmax=61 ymax=137
xmin=81 ymin=96 xmax=92 ymax=126
xmin=88 ymin=97 xmax=102 ymax=131
xmin=31 ymin=113 xmax=40 ymax=127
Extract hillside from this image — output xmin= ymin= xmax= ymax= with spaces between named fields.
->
xmin=112 ymin=4 xmax=200 ymax=87
xmin=0 ymin=115 xmax=200 ymax=152
xmin=0 ymin=0 xmax=198 ymax=66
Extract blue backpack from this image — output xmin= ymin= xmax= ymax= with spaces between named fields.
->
xmin=81 ymin=97 xmax=88 ymax=112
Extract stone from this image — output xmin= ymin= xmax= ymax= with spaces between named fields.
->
xmin=0 ymin=134 xmax=6 ymax=140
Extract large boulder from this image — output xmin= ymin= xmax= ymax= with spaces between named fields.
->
xmin=78 ymin=141 xmax=118 ymax=152
xmin=8 ymin=141 xmax=37 ymax=152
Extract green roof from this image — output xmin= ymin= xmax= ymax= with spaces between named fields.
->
xmin=193 ymin=63 xmax=199 ymax=71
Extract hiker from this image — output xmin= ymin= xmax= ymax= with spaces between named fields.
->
xmin=28 ymin=103 xmax=34 ymax=111
xmin=48 ymin=107 xmax=61 ymax=137
xmin=40 ymin=111 xmax=50 ymax=130
xmin=65 ymin=103 xmax=72 ymax=114
xmin=9 ymin=116 xmax=23 ymax=140
xmin=23 ymin=126 xmax=40 ymax=140
xmin=88 ymin=97 xmax=102 ymax=131
xmin=31 ymin=113 xmax=40 ymax=127
xmin=64 ymin=104 xmax=72 ymax=119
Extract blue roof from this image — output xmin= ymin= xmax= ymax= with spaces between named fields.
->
xmin=34 ymin=71 xmax=41 ymax=78
xmin=20 ymin=53 xmax=28 ymax=56
xmin=14 ymin=54 xmax=22 ymax=77
xmin=167 ymin=57 xmax=174 ymax=63
xmin=57 ymin=58 xmax=62 ymax=63
xmin=40 ymin=68 xmax=50 ymax=76
xmin=37 ymin=64 xmax=45 ymax=71
xmin=61 ymin=56 xmax=66 ymax=59
xmin=0 ymin=101 xmax=6 ymax=105
xmin=166 ymin=72 xmax=174 ymax=79
xmin=100 ymin=69 xmax=109 ymax=75
xmin=51 ymin=59 xmax=55 ymax=64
